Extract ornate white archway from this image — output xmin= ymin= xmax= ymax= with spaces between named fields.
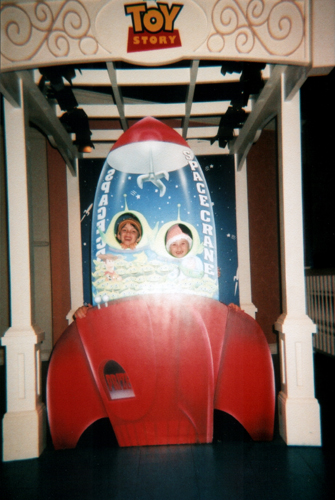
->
xmin=1 ymin=0 xmax=334 ymax=460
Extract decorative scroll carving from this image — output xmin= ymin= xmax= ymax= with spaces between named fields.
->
xmin=0 ymin=0 xmax=309 ymax=71
xmin=1 ymin=0 xmax=98 ymax=63
xmin=208 ymin=0 xmax=305 ymax=56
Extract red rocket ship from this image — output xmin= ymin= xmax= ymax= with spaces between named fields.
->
xmin=47 ymin=118 xmax=275 ymax=450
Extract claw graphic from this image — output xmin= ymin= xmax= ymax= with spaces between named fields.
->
xmin=137 ymin=151 xmax=169 ymax=197
xmin=137 ymin=171 xmax=169 ymax=197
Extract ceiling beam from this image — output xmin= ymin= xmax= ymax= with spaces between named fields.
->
xmin=43 ymin=66 xmax=269 ymax=87
xmin=89 ymin=126 xmax=219 ymax=144
xmin=230 ymin=65 xmax=283 ymax=170
xmin=182 ymin=60 xmax=199 ymax=139
xmin=231 ymin=64 xmax=309 ymax=170
xmin=106 ymin=62 xmax=128 ymax=130
xmin=283 ymin=65 xmax=309 ymax=102
xmin=49 ymin=67 xmax=235 ymax=86
xmin=60 ymin=100 xmax=251 ymax=119
xmin=0 ymin=71 xmax=21 ymax=108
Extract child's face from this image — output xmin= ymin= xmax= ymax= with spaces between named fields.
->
xmin=170 ymin=239 xmax=190 ymax=258
xmin=118 ymin=223 xmax=140 ymax=248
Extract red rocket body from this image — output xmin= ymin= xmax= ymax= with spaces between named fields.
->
xmin=47 ymin=118 xmax=275 ymax=449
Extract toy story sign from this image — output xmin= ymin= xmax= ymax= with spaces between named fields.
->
xmin=125 ymin=2 xmax=183 ymax=52
xmin=90 ymin=117 xmax=219 ymax=305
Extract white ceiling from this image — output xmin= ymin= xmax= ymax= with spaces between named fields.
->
xmin=32 ymin=61 xmax=271 ymax=160
xmin=0 ymin=61 xmax=309 ymax=175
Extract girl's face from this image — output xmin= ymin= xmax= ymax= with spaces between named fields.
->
xmin=170 ymin=239 xmax=190 ymax=258
xmin=118 ymin=223 xmax=140 ymax=248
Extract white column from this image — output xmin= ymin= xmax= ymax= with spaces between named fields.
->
xmin=66 ymin=165 xmax=84 ymax=322
xmin=1 ymin=80 xmax=46 ymax=460
xmin=234 ymin=159 xmax=257 ymax=318
xmin=29 ymin=127 xmax=53 ymax=361
xmin=275 ymin=74 xmax=321 ymax=446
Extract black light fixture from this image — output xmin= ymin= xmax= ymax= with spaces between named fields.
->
xmin=39 ymin=65 xmax=76 ymax=87
xmin=39 ymin=66 xmax=78 ymax=110
xmin=60 ymin=108 xmax=94 ymax=153
xmin=39 ymin=65 xmax=94 ymax=153
xmin=214 ymin=62 xmax=266 ymax=148
xmin=53 ymin=86 xmax=78 ymax=112
xmin=239 ymin=62 xmax=266 ymax=105
xmin=211 ymin=106 xmax=247 ymax=148
xmin=220 ymin=62 xmax=243 ymax=76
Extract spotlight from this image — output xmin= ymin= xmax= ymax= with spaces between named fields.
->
xmin=75 ymin=136 xmax=94 ymax=154
xmin=39 ymin=65 xmax=78 ymax=111
xmin=240 ymin=62 xmax=266 ymax=95
xmin=239 ymin=62 xmax=266 ymax=105
xmin=78 ymin=144 xmax=94 ymax=154
xmin=213 ymin=124 xmax=234 ymax=149
xmin=212 ymin=106 xmax=247 ymax=148
xmin=220 ymin=62 xmax=243 ymax=76
xmin=224 ymin=106 xmax=247 ymax=128
xmin=60 ymin=108 xmax=94 ymax=153
xmin=39 ymin=66 xmax=76 ymax=89
xmin=54 ymin=86 xmax=78 ymax=112
xmin=213 ymin=62 xmax=265 ymax=149
xmin=39 ymin=65 xmax=93 ymax=153
xmin=221 ymin=62 xmax=266 ymax=108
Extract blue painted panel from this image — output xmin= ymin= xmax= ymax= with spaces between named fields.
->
xmin=90 ymin=119 xmax=219 ymax=303
xmin=79 ymin=122 xmax=238 ymax=306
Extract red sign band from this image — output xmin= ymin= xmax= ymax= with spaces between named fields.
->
xmin=127 ymin=27 xmax=182 ymax=53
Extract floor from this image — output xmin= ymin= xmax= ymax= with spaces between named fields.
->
xmin=0 ymin=353 xmax=334 ymax=500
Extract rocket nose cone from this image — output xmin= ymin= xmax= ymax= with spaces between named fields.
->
xmin=111 ymin=117 xmax=188 ymax=152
